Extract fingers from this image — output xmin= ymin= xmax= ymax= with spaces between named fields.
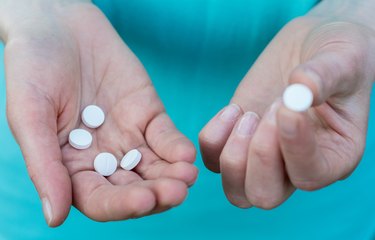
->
xmin=146 ymin=112 xmax=196 ymax=164
xmin=143 ymin=113 xmax=198 ymax=186
xmin=7 ymin=97 xmax=71 ymax=227
xmin=199 ymin=104 xmax=242 ymax=173
xmin=290 ymin=47 xmax=366 ymax=106
xmin=135 ymin=147 xmax=198 ymax=186
xmin=245 ymin=102 xmax=295 ymax=209
xmin=72 ymin=171 xmax=188 ymax=221
xmin=219 ymin=112 xmax=259 ymax=208
xmin=281 ymin=44 xmax=368 ymax=190
xmin=277 ymin=106 xmax=356 ymax=190
xmin=142 ymin=161 xmax=198 ymax=187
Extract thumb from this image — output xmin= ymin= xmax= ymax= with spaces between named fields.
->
xmin=277 ymin=45 xmax=368 ymax=190
xmin=289 ymin=47 xmax=365 ymax=105
xmin=5 ymin=39 xmax=72 ymax=226
xmin=7 ymin=93 xmax=72 ymax=227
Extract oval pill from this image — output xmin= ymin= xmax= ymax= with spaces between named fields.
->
xmin=94 ymin=152 xmax=118 ymax=177
xmin=120 ymin=149 xmax=142 ymax=171
xmin=69 ymin=129 xmax=93 ymax=150
xmin=82 ymin=105 xmax=105 ymax=129
xmin=283 ymin=84 xmax=313 ymax=112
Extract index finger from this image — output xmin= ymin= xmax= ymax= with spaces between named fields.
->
xmin=277 ymin=105 xmax=358 ymax=190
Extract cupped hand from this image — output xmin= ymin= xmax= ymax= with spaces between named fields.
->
xmin=200 ymin=14 xmax=375 ymax=208
xmin=4 ymin=1 xmax=197 ymax=226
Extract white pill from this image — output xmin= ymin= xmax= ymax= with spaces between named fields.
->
xmin=94 ymin=152 xmax=118 ymax=177
xmin=120 ymin=149 xmax=142 ymax=171
xmin=283 ymin=84 xmax=313 ymax=112
xmin=82 ymin=105 xmax=105 ymax=129
xmin=69 ymin=129 xmax=92 ymax=150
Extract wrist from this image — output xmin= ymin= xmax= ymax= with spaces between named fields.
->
xmin=307 ymin=0 xmax=375 ymax=84
xmin=308 ymin=0 xmax=375 ymax=32
xmin=0 ymin=0 xmax=91 ymax=43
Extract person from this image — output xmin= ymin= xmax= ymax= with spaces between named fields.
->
xmin=0 ymin=0 xmax=374 ymax=229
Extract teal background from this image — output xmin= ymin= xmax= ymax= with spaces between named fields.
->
xmin=1 ymin=0 xmax=375 ymax=239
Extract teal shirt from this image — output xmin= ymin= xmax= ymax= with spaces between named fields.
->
xmin=2 ymin=1 xmax=375 ymax=239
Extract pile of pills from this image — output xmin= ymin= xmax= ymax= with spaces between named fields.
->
xmin=69 ymin=105 xmax=142 ymax=177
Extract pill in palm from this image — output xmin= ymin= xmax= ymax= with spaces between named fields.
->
xmin=94 ymin=152 xmax=118 ymax=177
xmin=283 ymin=84 xmax=313 ymax=112
xmin=120 ymin=149 xmax=142 ymax=171
xmin=69 ymin=129 xmax=93 ymax=150
xmin=82 ymin=105 xmax=105 ymax=129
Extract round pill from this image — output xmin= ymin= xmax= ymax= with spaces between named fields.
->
xmin=120 ymin=149 xmax=142 ymax=171
xmin=69 ymin=129 xmax=92 ymax=150
xmin=82 ymin=105 xmax=105 ymax=129
xmin=283 ymin=84 xmax=313 ymax=112
xmin=94 ymin=152 xmax=118 ymax=177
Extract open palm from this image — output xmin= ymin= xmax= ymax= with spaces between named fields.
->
xmin=5 ymin=3 xmax=197 ymax=226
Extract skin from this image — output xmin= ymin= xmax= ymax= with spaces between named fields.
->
xmin=200 ymin=0 xmax=375 ymax=208
xmin=0 ymin=0 xmax=197 ymax=227
xmin=2 ymin=0 xmax=375 ymax=228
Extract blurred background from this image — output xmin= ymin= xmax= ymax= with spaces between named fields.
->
xmin=1 ymin=0 xmax=375 ymax=239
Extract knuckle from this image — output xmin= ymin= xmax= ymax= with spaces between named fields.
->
xmin=174 ymin=140 xmax=196 ymax=164
xmin=338 ymin=45 xmax=366 ymax=79
xmin=250 ymin=143 xmax=273 ymax=167
xmin=198 ymin=130 xmax=217 ymax=148
xmin=219 ymin=151 xmax=242 ymax=168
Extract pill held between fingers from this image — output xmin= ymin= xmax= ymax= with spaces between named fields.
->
xmin=283 ymin=84 xmax=313 ymax=112
xmin=94 ymin=152 xmax=118 ymax=177
xmin=69 ymin=129 xmax=93 ymax=150
xmin=121 ymin=149 xmax=142 ymax=171
xmin=82 ymin=105 xmax=105 ymax=129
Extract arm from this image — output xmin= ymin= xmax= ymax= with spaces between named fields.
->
xmin=311 ymin=0 xmax=375 ymax=32
xmin=0 ymin=0 xmax=197 ymax=226
xmin=200 ymin=0 xmax=375 ymax=208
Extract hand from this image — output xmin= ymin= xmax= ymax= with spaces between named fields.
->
xmin=199 ymin=8 xmax=375 ymax=208
xmin=3 ymin=1 xmax=197 ymax=226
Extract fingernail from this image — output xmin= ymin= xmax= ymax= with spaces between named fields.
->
xmin=42 ymin=197 xmax=53 ymax=226
xmin=236 ymin=112 xmax=259 ymax=136
xmin=279 ymin=111 xmax=298 ymax=138
xmin=219 ymin=104 xmax=241 ymax=122
xmin=266 ymin=100 xmax=281 ymax=125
